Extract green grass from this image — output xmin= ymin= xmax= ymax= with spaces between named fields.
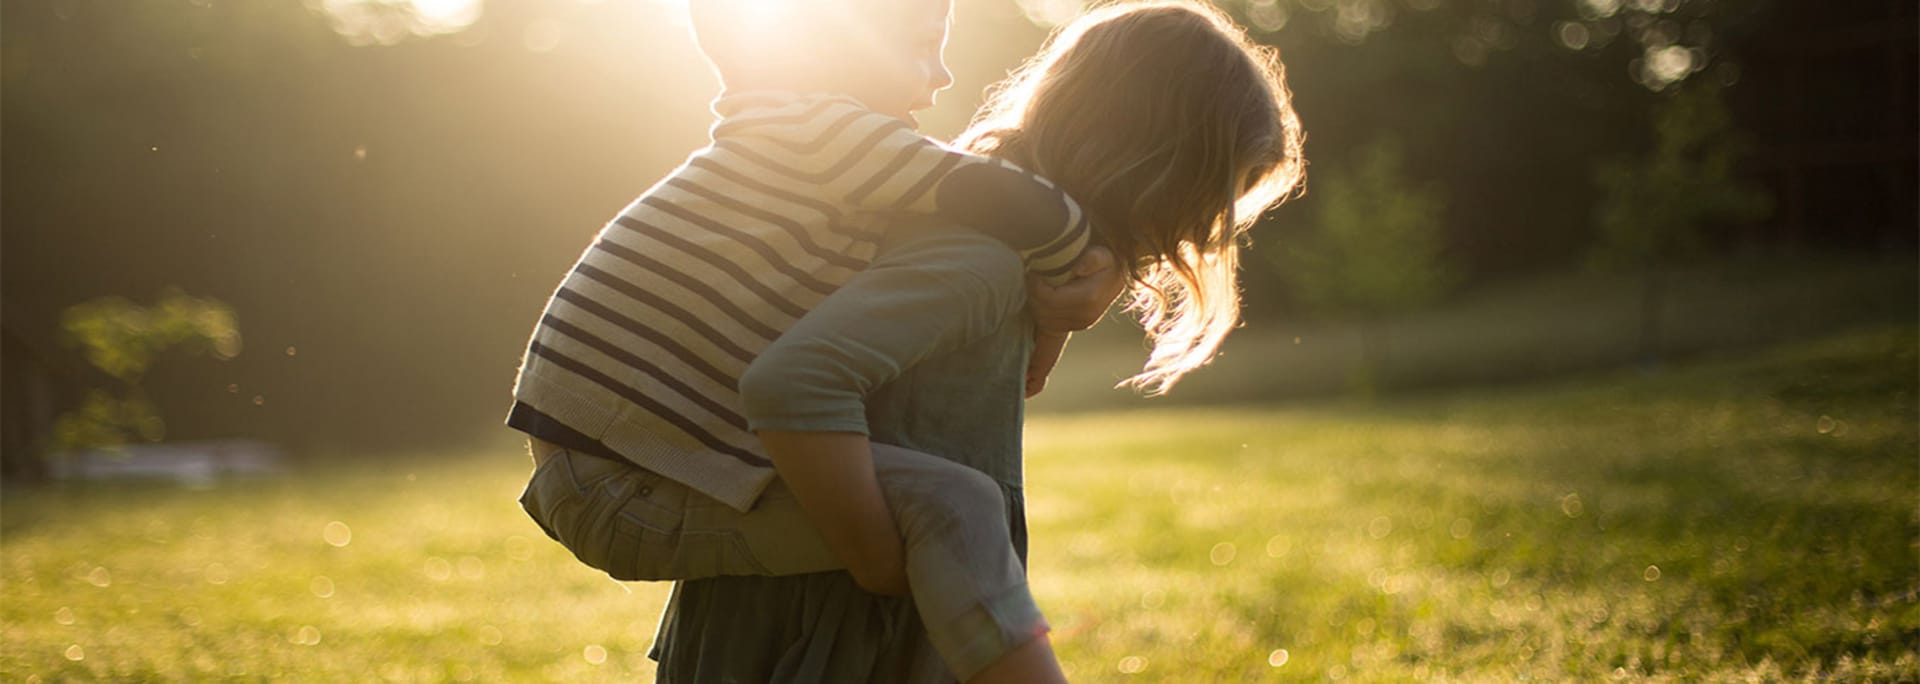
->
xmin=1030 ymin=253 xmax=1918 ymax=411
xmin=4 ymin=327 xmax=1916 ymax=682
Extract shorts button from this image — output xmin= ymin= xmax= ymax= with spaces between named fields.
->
xmin=638 ymin=485 xmax=653 ymax=497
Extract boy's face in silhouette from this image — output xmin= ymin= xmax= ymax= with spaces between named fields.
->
xmin=841 ymin=0 xmax=955 ymax=126
xmin=703 ymin=0 xmax=954 ymax=127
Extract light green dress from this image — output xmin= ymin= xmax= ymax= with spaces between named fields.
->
xmin=648 ymin=221 xmax=1036 ymax=683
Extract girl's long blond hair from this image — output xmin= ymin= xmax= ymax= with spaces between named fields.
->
xmin=958 ymin=1 xmax=1305 ymax=395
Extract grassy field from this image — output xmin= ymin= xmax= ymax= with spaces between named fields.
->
xmin=1030 ymin=253 xmax=1918 ymax=412
xmin=3 ymin=326 xmax=1915 ymax=682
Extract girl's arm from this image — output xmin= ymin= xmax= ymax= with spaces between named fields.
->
xmin=1023 ymin=246 xmax=1128 ymax=397
xmin=755 ymin=430 xmax=908 ymax=595
xmin=1025 ymin=331 xmax=1070 ymax=398
xmin=737 ymin=226 xmax=1027 ymax=596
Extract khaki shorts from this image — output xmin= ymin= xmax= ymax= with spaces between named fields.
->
xmin=516 ymin=438 xmax=1049 ymax=680
xmin=519 ymin=440 xmax=833 ymax=580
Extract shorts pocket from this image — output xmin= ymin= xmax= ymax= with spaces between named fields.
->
xmin=609 ymin=490 xmax=772 ymax=580
xmin=522 ymin=451 xmax=651 ymax=578
xmin=601 ymin=474 xmax=685 ymax=581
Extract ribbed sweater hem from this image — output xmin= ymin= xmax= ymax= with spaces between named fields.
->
xmin=513 ymin=366 xmax=775 ymax=513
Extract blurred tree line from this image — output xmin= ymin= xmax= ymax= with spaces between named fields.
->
xmin=1222 ymin=0 xmax=1915 ymax=305
xmin=1 ymin=0 xmax=1913 ymax=470
xmin=52 ymin=289 xmax=240 ymax=452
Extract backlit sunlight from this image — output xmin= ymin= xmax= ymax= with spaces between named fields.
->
xmin=307 ymin=0 xmax=484 ymax=46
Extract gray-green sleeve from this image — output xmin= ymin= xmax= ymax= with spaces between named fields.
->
xmin=737 ymin=227 xmax=1027 ymax=434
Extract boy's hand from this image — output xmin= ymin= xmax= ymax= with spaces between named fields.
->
xmin=1028 ymin=246 xmax=1127 ymax=334
xmin=1026 ymin=331 xmax=1070 ymax=398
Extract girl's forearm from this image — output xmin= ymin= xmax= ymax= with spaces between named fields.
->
xmin=1026 ymin=330 xmax=1070 ymax=398
xmin=756 ymin=430 xmax=909 ymax=596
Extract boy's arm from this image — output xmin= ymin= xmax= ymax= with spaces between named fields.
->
xmin=793 ymin=105 xmax=1091 ymax=283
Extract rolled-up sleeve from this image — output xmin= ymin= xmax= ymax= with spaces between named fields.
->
xmin=737 ymin=228 xmax=1026 ymax=435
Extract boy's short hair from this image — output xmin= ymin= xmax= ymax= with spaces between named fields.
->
xmin=688 ymin=0 xmax=906 ymax=88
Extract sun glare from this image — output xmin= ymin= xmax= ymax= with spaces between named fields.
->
xmin=308 ymin=0 xmax=484 ymax=46
xmin=1018 ymin=0 xmax=1087 ymax=27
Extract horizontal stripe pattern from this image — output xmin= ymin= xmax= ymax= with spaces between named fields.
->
xmin=512 ymin=90 xmax=1091 ymax=508
xmin=525 ymin=340 xmax=768 ymax=467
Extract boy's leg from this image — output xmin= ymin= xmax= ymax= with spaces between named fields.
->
xmin=862 ymin=444 xmax=1049 ymax=683
xmin=520 ymin=444 xmax=836 ymax=581
xmin=522 ymin=440 xmax=1051 ymax=677
xmin=695 ymin=442 xmax=1048 ymax=678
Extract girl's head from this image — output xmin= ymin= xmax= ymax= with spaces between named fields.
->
xmin=959 ymin=1 xmax=1305 ymax=395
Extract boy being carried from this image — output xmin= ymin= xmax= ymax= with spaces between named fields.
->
xmin=510 ymin=0 xmax=1111 ymax=681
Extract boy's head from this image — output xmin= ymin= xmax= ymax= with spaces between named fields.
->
xmin=690 ymin=0 xmax=955 ymax=122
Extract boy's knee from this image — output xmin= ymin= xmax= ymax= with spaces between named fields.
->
xmin=893 ymin=465 xmax=1006 ymax=538
xmin=946 ymin=467 xmax=1006 ymax=512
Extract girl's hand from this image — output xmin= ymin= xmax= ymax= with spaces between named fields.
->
xmin=756 ymin=431 xmax=909 ymax=596
xmin=1028 ymin=246 xmax=1127 ymax=334
xmin=1026 ymin=331 xmax=1070 ymax=398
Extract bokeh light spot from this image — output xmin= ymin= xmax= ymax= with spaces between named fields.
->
xmin=323 ymin=521 xmax=353 ymax=547
xmin=1266 ymin=534 xmax=1291 ymax=557
xmin=309 ymin=0 xmax=483 ymax=46
xmin=1560 ymin=493 xmax=1584 ymax=518
xmin=504 ymin=535 xmax=533 ymax=562
xmin=1247 ymin=0 xmax=1289 ymax=33
xmin=1141 ymin=587 xmax=1166 ymax=609
xmin=457 ymin=556 xmax=485 ymax=580
xmin=1019 ymin=0 xmax=1086 ymax=27
xmin=1209 ymin=542 xmax=1237 ymax=566
xmin=1581 ymin=0 xmax=1623 ymax=19
xmin=583 ymin=644 xmax=608 ymax=665
xmin=1556 ymin=21 xmax=1591 ymax=50
xmin=424 ymin=556 xmax=452 ymax=581
xmin=1645 ymin=45 xmax=1696 ymax=86
xmin=1268 ymin=648 xmax=1290 ymax=667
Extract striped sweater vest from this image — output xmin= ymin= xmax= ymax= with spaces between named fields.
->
xmin=509 ymin=91 xmax=1089 ymax=511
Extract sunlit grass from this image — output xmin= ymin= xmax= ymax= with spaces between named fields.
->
xmin=0 ymin=451 xmax=671 ymax=681
xmin=1027 ymin=325 xmax=1919 ymax=682
xmin=4 ymin=327 xmax=1915 ymax=682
